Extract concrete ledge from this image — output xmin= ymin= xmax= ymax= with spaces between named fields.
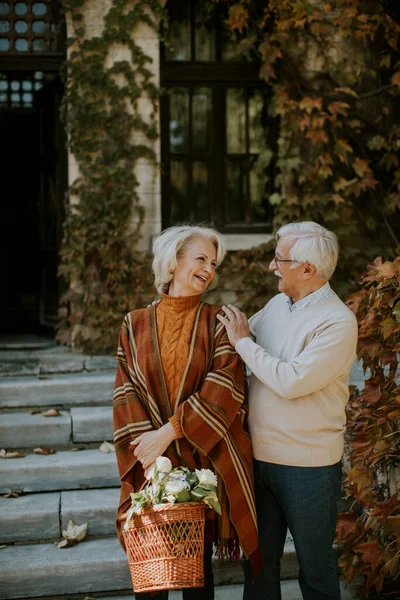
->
xmin=0 ymin=538 xmax=131 ymax=599
xmin=0 ymin=449 xmax=120 ymax=493
xmin=0 ymin=372 xmax=115 ymax=408
xmin=72 ymin=406 xmax=113 ymax=442
xmin=0 ymin=537 xmax=300 ymax=599
xmin=61 ymin=488 xmax=120 ymax=537
xmin=0 ymin=492 xmax=60 ymax=543
xmin=0 ymin=411 xmax=71 ymax=448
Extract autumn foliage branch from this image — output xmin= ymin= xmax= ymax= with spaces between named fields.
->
xmin=336 ymin=253 xmax=400 ymax=597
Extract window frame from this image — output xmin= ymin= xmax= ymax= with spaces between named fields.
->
xmin=160 ymin=7 xmax=278 ymax=233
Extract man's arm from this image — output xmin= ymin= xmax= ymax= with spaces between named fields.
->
xmin=217 ymin=305 xmax=358 ymax=400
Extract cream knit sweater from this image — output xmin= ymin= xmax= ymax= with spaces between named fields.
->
xmin=235 ymin=292 xmax=358 ymax=467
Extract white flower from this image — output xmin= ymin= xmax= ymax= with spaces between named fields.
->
xmin=144 ymin=464 xmax=156 ymax=480
xmin=165 ymin=480 xmax=187 ymax=495
xmin=168 ymin=470 xmax=187 ymax=481
xmin=156 ymin=456 xmax=172 ymax=473
xmin=195 ymin=468 xmax=218 ymax=487
xmin=163 ymin=494 xmax=177 ymax=503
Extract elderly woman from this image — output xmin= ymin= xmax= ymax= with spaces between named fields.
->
xmin=113 ymin=225 xmax=260 ymax=599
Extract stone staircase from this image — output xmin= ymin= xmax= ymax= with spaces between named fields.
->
xmin=0 ymin=340 xmax=366 ymax=600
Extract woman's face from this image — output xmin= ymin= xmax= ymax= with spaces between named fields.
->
xmin=169 ymin=237 xmax=218 ymax=297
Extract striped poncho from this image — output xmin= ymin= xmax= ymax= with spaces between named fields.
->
xmin=113 ymin=301 xmax=260 ymax=573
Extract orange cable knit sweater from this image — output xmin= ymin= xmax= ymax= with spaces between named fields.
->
xmin=156 ymin=292 xmax=201 ymax=438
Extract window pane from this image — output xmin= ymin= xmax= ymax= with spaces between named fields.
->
xmin=226 ymin=159 xmax=247 ymax=223
xmin=15 ymin=38 xmax=28 ymax=51
xmin=192 ymin=88 xmax=211 ymax=152
xmin=250 ymin=162 xmax=268 ymax=222
xmin=170 ymin=89 xmax=189 ymax=153
xmin=226 ymin=89 xmax=246 ymax=154
xmin=0 ymin=3 xmax=10 ymax=16
xmin=170 ymin=160 xmax=188 ymax=222
xmin=249 ymin=89 xmax=265 ymax=154
xmin=222 ymin=28 xmax=247 ymax=63
xmin=165 ymin=1 xmax=190 ymax=61
xmin=15 ymin=3 xmax=27 ymax=15
xmin=195 ymin=2 xmax=215 ymax=61
xmin=0 ymin=20 xmax=9 ymax=33
xmin=193 ymin=162 xmax=209 ymax=221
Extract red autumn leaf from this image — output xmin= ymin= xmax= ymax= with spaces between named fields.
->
xmin=354 ymin=542 xmax=382 ymax=570
xmin=353 ymin=157 xmax=371 ymax=178
xmin=336 ymin=511 xmax=358 ymax=541
xmin=299 ymin=96 xmax=323 ymax=114
xmin=328 ymin=101 xmax=350 ymax=116
xmin=391 ymin=71 xmax=400 ymax=88
xmin=346 ymin=467 xmax=373 ymax=494
xmin=358 ymin=378 xmax=382 ymax=405
xmin=228 ymin=4 xmax=248 ymax=33
xmin=42 ymin=408 xmax=61 ymax=417
xmin=33 ymin=447 xmax=56 ymax=456
xmin=346 ymin=290 xmax=365 ymax=314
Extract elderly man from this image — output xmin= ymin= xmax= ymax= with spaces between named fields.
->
xmin=217 ymin=221 xmax=358 ymax=600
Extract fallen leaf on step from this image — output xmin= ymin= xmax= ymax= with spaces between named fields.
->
xmin=0 ymin=545 xmax=7 ymax=549
xmin=29 ymin=409 xmax=42 ymax=415
xmin=2 ymin=489 xmax=25 ymax=498
xmin=55 ymin=520 xmax=88 ymax=549
xmin=0 ymin=449 xmax=26 ymax=459
xmin=99 ymin=441 xmax=115 ymax=453
xmin=42 ymin=408 xmax=61 ymax=417
xmin=33 ymin=447 xmax=56 ymax=455
xmin=69 ymin=447 xmax=80 ymax=452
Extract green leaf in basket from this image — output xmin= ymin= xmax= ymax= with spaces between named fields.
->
xmin=175 ymin=489 xmax=191 ymax=503
xmin=196 ymin=483 xmax=216 ymax=492
xmin=130 ymin=492 xmax=143 ymax=502
xmin=203 ymin=492 xmax=222 ymax=515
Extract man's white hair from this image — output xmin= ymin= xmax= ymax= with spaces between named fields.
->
xmin=276 ymin=221 xmax=338 ymax=280
xmin=152 ymin=225 xmax=226 ymax=294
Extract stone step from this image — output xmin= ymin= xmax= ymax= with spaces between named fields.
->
xmin=72 ymin=406 xmax=113 ymax=442
xmin=0 ymin=488 xmax=120 ymax=543
xmin=0 ymin=411 xmax=72 ymax=448
xmin=61 ymin=488 xmax=120 ymax=537
xmin=0 ymin=345 xmax=116 ymax=378
xmin=0 ymin=372 xmax=115 ymax=409
xmin=0 ymin=537 xmax=298 ymax=599
xmin=0 ymin=449 xmax=120 ymax=494
xmin=0 ymin=406 xmax=113 ymax=449
xmin=98 ymin=579 xmax=361 ymax=600
xmin=0 ymin=492 xmax=61 ymax=543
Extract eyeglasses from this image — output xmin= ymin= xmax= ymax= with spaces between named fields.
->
xmin=273 ymin=255 xmax=297 ymax=264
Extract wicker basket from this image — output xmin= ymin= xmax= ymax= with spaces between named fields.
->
xmin=123 ymin=502 xmax=206 ymax=593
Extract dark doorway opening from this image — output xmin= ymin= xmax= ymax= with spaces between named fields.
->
xmin=0 ymin=70 xmax=67 ymax=337
xmin=0 ymin=0 xmax=67 ymax=341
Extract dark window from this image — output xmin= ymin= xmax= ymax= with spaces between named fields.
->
xmin=161 ymin=0 xmax=278 ymax=233
xmin=0 ymin=1 xmax=59 ymax=53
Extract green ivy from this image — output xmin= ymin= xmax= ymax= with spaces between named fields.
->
xmin=58 ymin=0 xmax=165 ymax=353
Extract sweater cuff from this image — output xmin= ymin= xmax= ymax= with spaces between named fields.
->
xmin=169 ymin=414 xmax=184 ymax=439
xmin=235 ymin=336 xmax=255 ymax=357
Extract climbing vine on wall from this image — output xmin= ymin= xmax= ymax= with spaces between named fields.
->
xmin=58 ymin=0 xmax=165 ymax=353
xmin=224 ymin=0 xmax=400 ymax=299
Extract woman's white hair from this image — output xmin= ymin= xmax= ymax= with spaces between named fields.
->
xmin=276 ymin=221 xmax=338 ymax=280
xmin=152 ymin=225 xmax=226 ymax=295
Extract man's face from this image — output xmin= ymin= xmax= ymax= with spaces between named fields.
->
xmin=268 ymin=237 xmax=304 ymax=299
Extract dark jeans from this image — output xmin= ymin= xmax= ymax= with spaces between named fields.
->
xmin=243 ymin=460 xmax=342 ymax=600
xmin=135 ymin=542 xmax=214 ymax=600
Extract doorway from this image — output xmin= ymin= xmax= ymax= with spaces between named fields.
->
xmin=0 ymin=70 xmax=67 ymax=336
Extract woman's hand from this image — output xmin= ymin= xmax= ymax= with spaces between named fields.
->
xmin=130 ymin=422 xmax=176 ymax=470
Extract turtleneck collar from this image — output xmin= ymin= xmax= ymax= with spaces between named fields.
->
xmin=160 ymin=290 xmax=201 ymax=311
